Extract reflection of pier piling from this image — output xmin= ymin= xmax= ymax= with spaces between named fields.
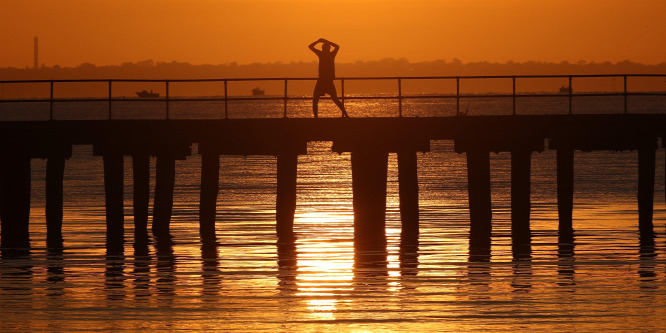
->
xmin=0 ymin=116 xmax=663 ymax=255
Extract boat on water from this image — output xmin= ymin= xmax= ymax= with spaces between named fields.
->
xmin=559 ymin=85 xmax=571 ymax=94
xmin=136 ymin=89 xmax=160 ymax=98
xmin=251 ymin=87 xmax=265 ymax=96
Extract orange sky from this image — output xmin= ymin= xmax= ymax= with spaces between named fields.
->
xmin=1 ymin=0 xmax=665 ymax=68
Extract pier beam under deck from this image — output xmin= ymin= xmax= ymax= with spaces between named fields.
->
xmin=466 ymin=150 xmax=492 ymax=251
xmin=0 ymin=155 xmax=32 ymax=251
xmin=556 ymin=149 xmax=574 ymax=237
xmin=199 ymin=153 xmax=220 ymax=242
xmin=45 ymin=156 xmax=66 ymax=247
xmin=398 ymin=151 xmax=419 ymax=242
xmin=638 ymin=147 xmax=655 ymax=235
xmin=132 ymin=155 xmax=150 ymax=243
xmin=276 ymin=154 xmax=298 ymax=240
xmin=103 ymin=154 xmax=124 ymax=245
xmin=351 ymin=151 xmax=389 ymax=252
xmin=511 ymin=150 xmax=532 ymax=245
xmin=152 ymin=156 xmax=176 ymax=239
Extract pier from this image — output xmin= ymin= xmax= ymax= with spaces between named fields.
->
xmin=0 ymin=74 xmax=665 ymax=255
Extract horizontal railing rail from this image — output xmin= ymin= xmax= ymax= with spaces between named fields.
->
xmin=0 ymin=74 xmax=665 ymax=119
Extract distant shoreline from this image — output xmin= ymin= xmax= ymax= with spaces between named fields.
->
xmin=2 ymin=58 xmax=665 ymax=80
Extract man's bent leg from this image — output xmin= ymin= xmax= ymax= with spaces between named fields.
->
xmin=312 ymin=91 xmax=320 ymax=118
xmin=329 ymin=90 xmax=350 ymax=118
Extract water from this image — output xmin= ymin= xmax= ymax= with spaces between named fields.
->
xmin=1 ymin=99 xmax=666 ymax=331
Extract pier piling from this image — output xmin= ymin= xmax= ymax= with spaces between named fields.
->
xmin=351 ymin=151 xmax=389 ymax=252
xmin=556 ymin=149 xmax=574 ymax=236
xmin=276 ymin=154 xmax=298 ymax=239
xmin=152 ymin=155 xmax=176 ymax=238
xmin=132 ymin=155 xmax=150 ymax=242
xmin=638 ymin=147 xmax=655 ymax=235
xmin=46 ymin=156 xmax=66 ymax=247
xmin=103 ymin=154 xmax=124 ymax=244
xmin=398 ymin=151 xmax=419 ymax=242
xmin=199 ymin=153 xmax=220 ymax=242
xmin=466 ymin=150 xmax=492 ymax=250
xmin=511 ymin=149 xmax=532 ymax=244
xmin=0 ymin=154 xmax=32 ymax=250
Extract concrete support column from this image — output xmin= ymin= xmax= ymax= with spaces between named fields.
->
xmin=132 ymin=155 xmax=150 ymax=242
xmin=351 ymin=151 xmax=389 ymax=252
xmin=199 ymin=153 xmax=220 ymax=242
xmin=511 ymin=150 xmax=532 ymax=244
xmin=466 ymin=150 xmax=492 ymax=250
xmin=276 ymin=154 xmax=298 ymax=240
xmin=556 ymin=149 xmax=574 ymax=237
xmin=398 ymin=151 xmax=419 ymax=242
xmin=45 ymin=156 xmax=66 ymax=247
xmin=638 ymin=147 xmax=655 ymax=235
xmin=0 ymin=155 xmax=32 ymax=250
xmin=152 ymin=156 xmax=176 ymax=239
xmin=103 ymin=154 xmax=124 ymax=244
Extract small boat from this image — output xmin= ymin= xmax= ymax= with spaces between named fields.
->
xmin=136 ymin=89 xmax=159 ymax=98
xmin=559 ymin=85 xmax=571 ymax=94
xmin=251 ymin=87 xmax=265 ymax=96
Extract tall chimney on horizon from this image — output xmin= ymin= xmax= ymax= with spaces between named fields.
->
xmin=34 ymin=36 xmax=38 ymax=69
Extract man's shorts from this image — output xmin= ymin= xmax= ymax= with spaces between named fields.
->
xmin=314 ymin=79 xmax=337 ymax=97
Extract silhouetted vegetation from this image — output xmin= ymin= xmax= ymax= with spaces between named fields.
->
xmin=2 ymin=58 xmax=665 ymax=80
xmin=2 ymin=59 xmax=665 ymax=98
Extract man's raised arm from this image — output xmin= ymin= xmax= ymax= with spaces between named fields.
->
xmin=327 ymin=40 xmax=339 ymax=50
xmin=323 ymin=39 xmax=339 ymax=54
xmin=309 ymin=39 xmax=323 ymax=53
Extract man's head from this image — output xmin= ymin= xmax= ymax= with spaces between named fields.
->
xmin=322 ymin=42 xmax=331 ymax=52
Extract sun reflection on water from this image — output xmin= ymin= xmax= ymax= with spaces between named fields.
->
xmin=293 ymin=211 xmax=355 ymax=319
xmin=292 ymin=210 xmax=413 ymax=320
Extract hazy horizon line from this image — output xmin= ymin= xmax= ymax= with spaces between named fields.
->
xmin=3 ymin=58 xmax=666 ymax=70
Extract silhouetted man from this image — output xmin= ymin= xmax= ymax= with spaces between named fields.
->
xmin=309 ymin=38 xmax=349 ymax=118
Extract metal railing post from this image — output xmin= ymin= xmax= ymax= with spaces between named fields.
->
xmin=512 ymin=77 xmax=516 ymax=115
xmin=283 ymin=79 xmax=288 ymax=118
xmin=398 ymin=78 xmax=403 ymax=117
xmin=624 ymin=75 xmax=629 ymax=114
xmin=224 ymin=80 xmax=228 ymax=119
xmin=456 ymin=77 xmax=460 ymax=116
xmin=568 ymin=76 xmax=573 ymax=115
xmin=108 ymin=80 xmax=113 ymax=120
xmin=166 ymin=80 xmax=170 ymax=119
xmin=50 ymin=81 xmax=54 ymax=120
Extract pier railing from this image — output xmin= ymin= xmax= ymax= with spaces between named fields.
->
xmin=1 ymin=74 xmax=665 ymax=120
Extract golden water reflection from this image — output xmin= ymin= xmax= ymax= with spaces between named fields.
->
xmin=292 ymin=210 xmax=413 ymax=320
xmin=294 ymin=211 xmax=354 ymax=319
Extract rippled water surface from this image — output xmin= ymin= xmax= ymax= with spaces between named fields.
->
xmin=1 ymin=100 xmax=666 ymax=332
